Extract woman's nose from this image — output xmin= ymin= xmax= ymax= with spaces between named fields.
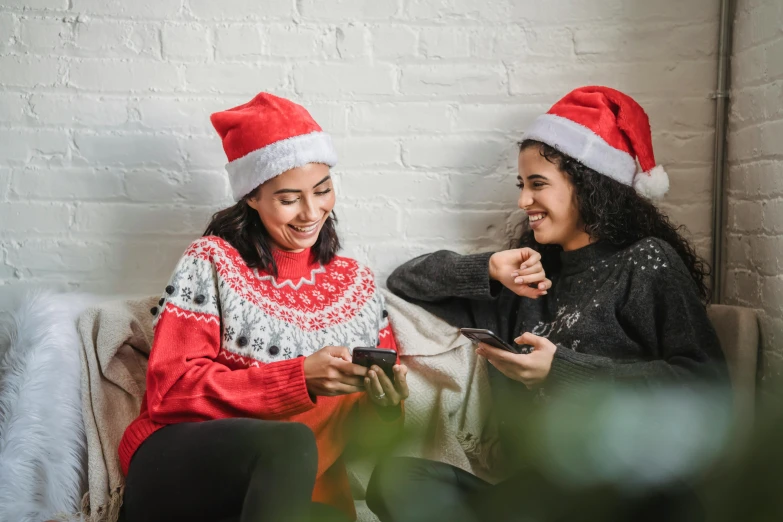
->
xmin=518 ymin=188 xmax=533 ymax=209
xmin=301 ymin=197 xmax=320 ymax=222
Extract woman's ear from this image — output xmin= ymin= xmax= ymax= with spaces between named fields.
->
xmin=245 ymin=189 xmax=261 ymax=212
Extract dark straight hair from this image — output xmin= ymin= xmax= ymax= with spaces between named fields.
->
xmin=203 ymin=186 xmax=341 ymax=277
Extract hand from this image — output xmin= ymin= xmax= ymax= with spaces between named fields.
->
xmin=489 ymin=248 xmax=551 ymax=299
xmin=303 ymin=346 xmax=368 ymax=396
xmin=476 ymin=333 xmax=556 ymax=389
xmin=365 ymin=364 xmax=409 ymax=408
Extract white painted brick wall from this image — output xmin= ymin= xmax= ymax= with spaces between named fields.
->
xmin=726 ymin=0 xmax=783 ymax=381
xmin=0 ymin=0 xmax=720 ymax=300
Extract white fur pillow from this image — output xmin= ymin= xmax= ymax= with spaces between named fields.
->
xmin=0 ymin=291 xmax=99 ymax=522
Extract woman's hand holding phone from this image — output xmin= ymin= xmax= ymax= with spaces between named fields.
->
xmin=489 ymin=248 xmax=551 ymax=299
xmin=303 ymin=346 xmax=368 ymax=396
xmin=476 ymin=332 xmax=557 ymax=389
xmin=365 ymin=363 xmax=409 ymax=408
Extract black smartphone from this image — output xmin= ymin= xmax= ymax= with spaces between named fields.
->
xmin=352 ymin=347 xmax=397 ymax=379
xmin=459 ymin=328 xmax=533 ymax=354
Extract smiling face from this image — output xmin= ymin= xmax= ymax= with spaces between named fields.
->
xmin=517 ymin=145 xmax=592 ymax=251
xmin=246 ymin=163 xmax=335 ymax=253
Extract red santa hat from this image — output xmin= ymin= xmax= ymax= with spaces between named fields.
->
xmin=523 ymin=86 xmax=669 ymax=199
xmin=211 ymin=93 xmax=338 ymax=201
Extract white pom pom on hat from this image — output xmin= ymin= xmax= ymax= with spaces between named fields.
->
xmin=522 ymin=86 xmax=669 ymax=199
xmin=633 ymin=165 xmax=669 ymax=199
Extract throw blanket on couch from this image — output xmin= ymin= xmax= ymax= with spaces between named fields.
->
xmin=77 ymin=297 xmax=157 ymax=522
xmin=76 ymin=290 xmax=499 ymax=522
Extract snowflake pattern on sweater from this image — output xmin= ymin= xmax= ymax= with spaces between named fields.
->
xmin=153 ymin=236 xmax=391 ymax=367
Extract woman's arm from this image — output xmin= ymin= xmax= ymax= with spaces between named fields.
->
xmin=388 ymin=248 xmax=550 ymax=331
xmin=387 ymin=250 xmax=499 ymax=329
xmin=388 ymin=250 xmax=498 ymax=302
xmin=145 ymin=242 xmax=316 ymax=424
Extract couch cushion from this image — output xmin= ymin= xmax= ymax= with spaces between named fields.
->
xmin=707 ymin=304 xmax=759 ymax=409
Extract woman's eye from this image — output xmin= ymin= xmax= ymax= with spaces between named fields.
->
xmin=516 ymin=183 xmax=524 ymax=189
xmin=280 ymin=199 xmax=297 ymax=205
xmin=533 ymin=182 xmax=545 ymax=188
xmin=315 ymin=189 xmax=332 ymax=196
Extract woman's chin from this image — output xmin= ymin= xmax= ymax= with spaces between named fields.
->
xmin=532 ymin=230 xmax=549 ymax=244
xmin=280 ymin=240 xmax=316 ymax=252
xmin=277 ymin=230 xmax=322 ymax=251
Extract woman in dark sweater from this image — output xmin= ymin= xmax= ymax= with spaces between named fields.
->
xmin=366 ymin=86 xmax=729 ymax=522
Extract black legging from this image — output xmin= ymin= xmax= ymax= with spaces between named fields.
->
xmin=121 ymin=418 xmax=347 ymax=522
xmin=366 ymin=457 xmax=705 ymax=522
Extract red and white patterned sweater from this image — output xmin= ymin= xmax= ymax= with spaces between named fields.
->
xmin=119 ymin=236 xmax=398 ymax=518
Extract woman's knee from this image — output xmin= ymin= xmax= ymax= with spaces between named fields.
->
xmin=276 ymin=421 xmax=317 ymax=450
xmin=252 ymin=421 xmax=318 ymax=471
xmin=366 ymin=457 xmax=427 ymax=513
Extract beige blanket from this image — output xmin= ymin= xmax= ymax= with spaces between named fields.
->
xmin=76 ymin=290 xmax=498 ymax=521
xmin=368 ymin=290 xmax=499 ymax=479
xmin=77 ymin=296 xmax=157 ymax=521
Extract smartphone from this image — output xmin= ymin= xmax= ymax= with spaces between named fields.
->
xmin=352 ymin=347 xmax=397 ymax=379
xmin=459 ymin=328 xmax=533 ymax=354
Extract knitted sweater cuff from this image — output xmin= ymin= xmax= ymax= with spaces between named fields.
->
xmin=452 ymin=252 xmax=497 ymax=300
xmin=257 ymin=356 xmax=315 ymax=416
xmin=548 ymin=346 xmax=599 ymax=389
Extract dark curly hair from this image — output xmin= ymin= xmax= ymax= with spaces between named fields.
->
xmin=518 ymin=139 xmax=710 ymax=302
xmin=203 ymin=186 xmax=340 ymax=277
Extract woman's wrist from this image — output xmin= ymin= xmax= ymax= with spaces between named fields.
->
xmin=488 ymin=253 xmax=499 ymax=281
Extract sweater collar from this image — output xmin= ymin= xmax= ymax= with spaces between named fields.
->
xmin=271 ymin=248 xmax=320 ymax=281
xmin=559 ymin=241 xmax=620 ymax=276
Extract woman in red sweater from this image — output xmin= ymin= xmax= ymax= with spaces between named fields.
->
xmin=119 ymin=93 xmax=409 ymax=522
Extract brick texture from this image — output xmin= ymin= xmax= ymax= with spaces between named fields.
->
xmin=0 ymin=0 xmax=721 ymax=310
xmin=725 ymin=0 xmax=783 ymax=383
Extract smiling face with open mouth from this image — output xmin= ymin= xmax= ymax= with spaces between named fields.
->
xmin=246 ymin=162 xmax=336 ymax=253
xmin=517 ymin=145 xmax=591 ymax=251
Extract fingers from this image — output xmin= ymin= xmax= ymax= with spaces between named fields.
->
xmin=393 ymin=364 xmax=410 ymax=399
xmin=373 ymin=367 xmax=398 ymax=400
xmin=518 ymin=249 xmax=541 ymax=268
xmin=339 ymin=374 xmax=366 ymax=388
xmin=514 ymin=261 xmax=543 ymax=277
xmin=514 ymin=332 xmax=545 ymax=347
xmin=513 ymin=285 xmax=548 ymax=299
xmin=329 ymin=359 xmax=366 ymax=386
xmin=333 ymin=357 xmax=368 ymax=377
xmin=320 ymin=376 xmax=365 ymax=395
xmin=513 ymin=271 xmax=547 ymax=285
xmin=328 ymin=382 xmax=365 ymax=395
xmin=475 ymin=342 xmax=515 ymax=363
xmin=325 ymin=345 xmax=352 ymax=362
xmin=514 ymin=332 xmax=536 ymax=345
xmin=365 ymin=371 xmax=385 ymax=400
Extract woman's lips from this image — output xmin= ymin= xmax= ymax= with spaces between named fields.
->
xmin=528 ymin=212 xmax=547 ymax=229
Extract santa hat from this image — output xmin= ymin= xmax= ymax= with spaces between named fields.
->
xmin=522 ymin=86 xmax=669 ymax=199
xmin=211 ymin=93 xmax=338 ymax=202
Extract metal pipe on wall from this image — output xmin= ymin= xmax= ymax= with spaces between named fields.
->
xmin=711 ymin=0 xmax=735 ymax=304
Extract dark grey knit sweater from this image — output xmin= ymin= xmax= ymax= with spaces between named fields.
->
xmin=388 ymin=238 xmax=730 ymax=459
xmin=388 ymin=239 xmax=728 ymax=450
xmin=389 ymin=237 xmax=728 ymax=386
